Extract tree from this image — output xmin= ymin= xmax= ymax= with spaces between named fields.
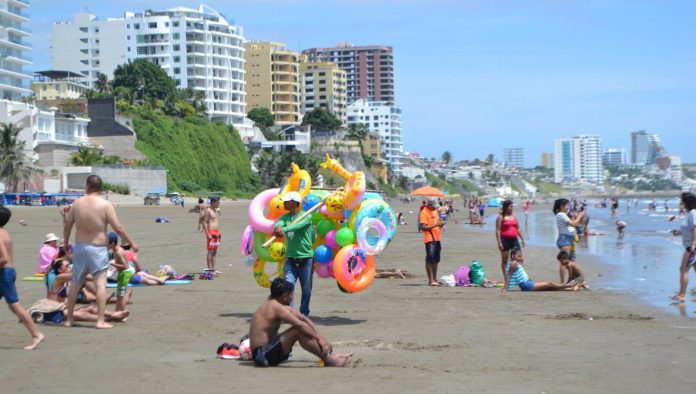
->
xmin=254 ymin=149 xmax=321 ymax=189
xmin=441 ymin=151 xmax=452 ymax=165
xmin=112 ymin=59 xmax=176 ymax=103
xmin=70 ymin=147 xmax=102 ymax=166
xmin=346 ymin=123 xmax=369 ymax=141
xmin=247 ymin=107 xmax=274 ymax=129
xmin=0 ymin=123 xmax=41 ymax=192
xmin=302 ymin=108 xmax=341 ymax=132
xmin=94 ymin=72 xmax=111 ymax=94
xmin=485 ymin=154 xmax=495 ymax=164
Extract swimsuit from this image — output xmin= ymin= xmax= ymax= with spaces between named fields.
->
xmin=72 ymin=243 xmax=109 ymax=285
xmin=252 ymin=335 xmax=290 ymax=367
xmin=207 ymin=229 xmax=222 ymax=251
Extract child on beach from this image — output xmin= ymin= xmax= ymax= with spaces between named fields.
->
xmin=0 ymin=206 xmax=44 ymax=349
xmin=557 ymin=251 xmax=590 ymax=290
xmin=107 ymin=232 xmax=132 ymax=313
xmin=502 ymin=249 xmax=573 ymax=292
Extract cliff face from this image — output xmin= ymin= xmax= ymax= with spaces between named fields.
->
xmin=310 ymin=136 xmax=378 ymax=185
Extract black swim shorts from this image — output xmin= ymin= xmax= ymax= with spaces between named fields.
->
xmin=500 ymin=237 xmax=520 ymax=251
xmin=251 ymin=335 xmax=290 ymax=367
xmin=425 ymin=241 xmax=441 ymax=264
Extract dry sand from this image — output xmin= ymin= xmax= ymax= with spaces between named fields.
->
xmin=1 ymin=200 xmax=695 ymax=393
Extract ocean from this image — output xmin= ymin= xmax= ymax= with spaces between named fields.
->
xmin=480 ymin=198 xmax=694 ymax=318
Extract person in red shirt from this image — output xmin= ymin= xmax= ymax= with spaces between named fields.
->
xmin=420 ymin=197 xmax=444 ymax=286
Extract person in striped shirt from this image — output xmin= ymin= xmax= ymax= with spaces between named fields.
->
xmin=502 ymin=249 xmax=573 ymax=292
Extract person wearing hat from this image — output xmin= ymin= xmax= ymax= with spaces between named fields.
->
xmin=273 ymin=191 xmax=315 ymax=316
xmin=37 ymin=233 xmax=60 ymax=274
xmin=420 ymin=197 xmax=445 ymax=286
xmin=202 ymin=197 xmax=222 ymax=274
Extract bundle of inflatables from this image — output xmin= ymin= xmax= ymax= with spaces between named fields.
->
xmin=240 ymin=155 xmax=396 ymax=293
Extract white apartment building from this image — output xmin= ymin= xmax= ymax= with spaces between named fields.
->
xmin=51 ymin=5 xmax=246 ymax=125
xmin=0 ymin=0 xmax=32 ymax=101
xmin=347 ymin=99 xmax=403 ymax=176
xmin=503 ymin=147 xmax=524 ymax=169
xmin=554 ymin=135 xmax=603 ymax=184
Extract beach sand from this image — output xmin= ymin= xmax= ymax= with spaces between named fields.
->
xmin=1 ymin=200 xmax=695 ymax=393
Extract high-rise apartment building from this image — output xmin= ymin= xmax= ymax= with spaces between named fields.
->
xmin=51 ymin=5 xmax=246 ymax=125
xmin=347 ymin=99 xmax=403 ymax=175
xmin=540 ymin=152 xmax=554 ymax=169
xmin=631 ymin=130 xmax=663 ymax=165
xmin=0 ymin=0 xmax=32 ymax=101
xmin=554 ymin=135 xmax=603 ymax=183
xmin=244 ymin=41 xmax=301 ymax=125
xmin=503 ymin=148 xmax=524 ymax=169
xmin=300 ymin=61 xmax=347 ymax=123
xmin=602 ymin=148 xmax=626 ymax=167
xmin=302 ymin=43 xmax=394 ymax=105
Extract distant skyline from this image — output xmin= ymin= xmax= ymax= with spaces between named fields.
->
xmin=27 ymin=0 xmax=696 ymax=165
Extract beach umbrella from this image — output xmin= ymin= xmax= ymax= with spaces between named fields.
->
xmin=409 ymin=186 xmax=445 ymax=197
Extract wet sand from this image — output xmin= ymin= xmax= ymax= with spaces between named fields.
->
xmin=1 ymin=200 xmax=695 ymax=393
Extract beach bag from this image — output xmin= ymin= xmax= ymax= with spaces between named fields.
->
xmin=440 ymin=274 xmax=456 ymax=287
xmin=469 ymin=260 xmax=486 ymax=285
xmin=453 ymin=266 xmax=471 ymax=286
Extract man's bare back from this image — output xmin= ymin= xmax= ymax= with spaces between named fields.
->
xmin=249 ymin=299 xmax=284 ymax=348
xmin=68 ymin=195 xmax=111 ymax=245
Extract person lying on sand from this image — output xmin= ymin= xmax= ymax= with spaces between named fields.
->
xmin=557 ymin=251 xmax=590 ymax=290
xmin=248 ymin=278 xmax=352 ymax=367
xmin=502 ymin=249 xmax=575 ymax=292
xmin=375 ymin=269 xmax=412 ymax=279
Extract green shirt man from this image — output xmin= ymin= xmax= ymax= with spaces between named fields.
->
xmin=275 ymin=210 xmax=314 ymax=258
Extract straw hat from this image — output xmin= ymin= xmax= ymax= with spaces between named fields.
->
xmin=44 ymin=233 xmax=60 ymax=243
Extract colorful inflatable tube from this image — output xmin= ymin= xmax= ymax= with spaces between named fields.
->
xmin=248 ymin=188 xmax=280 ymax=234
xmin=332 ymin=245 xmax=375 ymax=293
xmin=252 ymin=258 xmax=285 ymax=288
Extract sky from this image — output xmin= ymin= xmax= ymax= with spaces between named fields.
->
xmin=26 ymin=0 xmax=696 ymax=166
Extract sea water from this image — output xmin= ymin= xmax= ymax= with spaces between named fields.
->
xmin=479 ymin=198 xmax=693 ymax=318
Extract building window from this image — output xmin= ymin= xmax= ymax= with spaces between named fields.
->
xmin=165 ymin=22 xmax=169 ymax=27
xmin=173 ymin=21 xmax=179 ymax=27
xmin=318 ymin=72 xmax=326 ymax=76
xmin=174 ymin=67 xmax=180 ymax=74
xmin=173 ymin=33 xmax=180 ymax=40
xmin=319 ymin=88 xmax=326 ymax=92
xmin=173 ymin=44 xmax=180 ymax=51
xmin=148 ymin=22 xmax=157 ymax=28
xmin=134 ymin=23 xmax=140 ymax=30
xmin=173 ymin=56 xmax=180 ymax=63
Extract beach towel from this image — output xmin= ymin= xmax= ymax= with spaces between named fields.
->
xmin=453 ymin=266 xmax=471 ymax=286
xmin=26 ymin=299 xmax=65 ymax=323
xmin=105 ymin=279 xmax=191 ymax=288
xmin=469 ymin=260 xmax=486 ymax=285
xmin=22 ymin=276 xmax=45 ymax=282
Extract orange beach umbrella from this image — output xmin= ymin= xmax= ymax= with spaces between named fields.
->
xmin=409 ymin=186 xmax=445 ymax=197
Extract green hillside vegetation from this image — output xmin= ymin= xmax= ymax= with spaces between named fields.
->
xmin=425 ymin=172 xmax=481 ymax=195
xmin=133 ymin=110 xmax=257 ymax=197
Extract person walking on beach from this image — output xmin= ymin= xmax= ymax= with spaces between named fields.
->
xmin=495 ymin=199 xmax=525 ymax=278
xmin=553 ymin=198 xmax=584 ymax=283
xmin=420 ymin=197 xmax=444 ymax=286
xmin=670 ymin=192 xmax=696 ymax=302
xmin=249 ymin=278 xmax=352 ymax=367
xmin=273 ymin=192 xmax=315 ymax=316
xmin=196 ymin=198 xmax=206 ymax=232
xmin=0 ymin=206 xmax=44 ymax=349
xmin=202 ymin=197 xmax=222 ymax=274
xmin=62 ymin=175 xmax=138 ymax=329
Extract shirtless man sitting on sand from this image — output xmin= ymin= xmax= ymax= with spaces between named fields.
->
xmin=63 ymin=175 xmax=138 ymax=329
xmin=249 ymin=278 xmax=352 ymax=367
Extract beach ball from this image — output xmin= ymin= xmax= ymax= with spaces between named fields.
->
xmin=325 ymin=229 xmax=339 ymax=249
xmin=302 ymin=194 xmax=321 ymax=211
xmin=316 ymin=263 xmax=332 ymax=278
xmin=336 ymin=227 xmax=355 ymax=247
xmin=317 ymin=219 xmax=335 ymax=237
xmin=239 ymin=338 xmax=252 ymax=361
xmin=314 ymin=245 xmax=333 ymax=264
xmin=269 ymin=241 xmax=287 ymax=261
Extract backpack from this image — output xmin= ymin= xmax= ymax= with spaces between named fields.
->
xmin=453 ymin=266 xmax=471 ymax=286
xmin=468 ymin=260 xmax=486 ymax=285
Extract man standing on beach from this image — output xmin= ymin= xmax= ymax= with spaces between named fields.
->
xmin=63 ymin=175 xmax=138 ymax=328
xmin=420 ymin=197 xmax=444 ymax=286
xmin=273 ymin=192 xmax=315 ymax=316
xmin=202 ymin=197 xmax=221 ymax=274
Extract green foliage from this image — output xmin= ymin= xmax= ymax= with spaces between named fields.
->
xmin=132 ymin=110 xmax=257 ymax=196
xmin=70 ymin=147 xmax=121 ymax=166
xmin=441 ymin=151 xmax=452 ymax=165
xmin=425 ymin=172 xmax=480 ymax=195
xmin=102 ymin=182 xmax=130 ymax=195
xmin=302 ymin=108 xmax=342 ymax=132
xmin=255 ymin=149 xmax=320 ymax=189
xmin=0 ymin=122 xmax=41 ymax=192
xmin=248 ymin=107 xmax=275 ymax=129
xmin=112 ymin=59 xmax=177 ymax=104
xmin=346 ymin=123 xmax=368 ymax=141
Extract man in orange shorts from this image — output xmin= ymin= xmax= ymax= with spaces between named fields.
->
xmin=202 ymin=197 xmax=221 ymax=275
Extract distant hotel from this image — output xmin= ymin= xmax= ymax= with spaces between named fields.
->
xmin=0 ymin=0 xmax=32 ymax=101
xmin=50 ymin=5 xmax=246 ymax=126
xmin=347 ymin=99 xmax=403 ymax=176
xmin=302 ymin=43 xmax=394 ymax=105
xmin=631 ymin=130 xmax=663 ymax=165
xmin=554 ymin=135 xmax=603 ymax=183
xmin=602 ymin=148 xmax=626 ymax=167
xmin=503 ymin=147 xmax=524 ymax=169
xmin=540 ymin=152 xmax=554 ymax=169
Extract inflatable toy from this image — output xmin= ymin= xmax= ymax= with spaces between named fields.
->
xmin=336 ymin=227 xmax=355 ymax=247
xmin=279 ymin=162 xmax=312 ymax=198
xmin=268 ymin=241 xmax=287 ymax=261
xmin=356 ymin=218 xmax=388 ymax=255
xmin=240 ymin=225 xmax=254 ymax=256
xmin=253 ymin=231 xmax=276 ymax=262
xmin=333 ymin=245 xmax=376 ymax=293
xmin=348 ymin=199 xmax=396 ymax=243
xmin=314 ymin=244 xmax=333 ymax=264
xmin=252 ymin=258 xmax=285 ymax=288
xmin=248 ymin=188 xmax=280 ymax=234
xmin=325 ymin=229 xmax=339 ymax=249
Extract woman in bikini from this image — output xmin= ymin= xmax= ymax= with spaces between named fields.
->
xmin=495 ymin=200 xmax=525 ymax=278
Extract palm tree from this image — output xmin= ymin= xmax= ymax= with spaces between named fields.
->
xmin=441 ymin=151 xmax=452 ymax=165
xmin=70 ymin=147 xmax=102 ymax=166
xmin=94 ymin=72 xmax=111 ymax=95
xmin=0 ymin=123 xmax=41 ymax=192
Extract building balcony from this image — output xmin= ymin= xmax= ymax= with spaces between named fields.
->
xmin=0 ymin=7 xmax=29 ymax=22
xmin=6 ymin=26 xmax=31 ymax=37
xmin=3 ymin=53 xmax=32 ymax=64
xmin=0 ymin=36 xmax=31 ymax=50
xmin=0 ymin=66 xmax=31 ymax=80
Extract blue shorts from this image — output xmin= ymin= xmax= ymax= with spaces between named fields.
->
xmin=130 ymin=274 xmax=142 ymax=284
xmin=0 ymin=267 xmax=19 ymax=304
xmin=519 ymin=280 xmax=536 ymax=291
xmin=556 ymin=234 xmax=575 ymax=249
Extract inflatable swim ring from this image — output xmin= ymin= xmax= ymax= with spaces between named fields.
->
xmin=240 ymin=225 xmax=255 ymax=256
xmin=333 ymin=245 xmax=375 ymax=293
xmin=248 ymin=188 xmax=279 ymax=234
xmin=349 ymin=199 xmax=397 ymax=243
xmin=253 ymin=231 xmax=278 ymax=262
xmin=252 ymin=258 xmax=285 ymax=288
xmin=356 ymin=218 xmax=388 ymax=255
